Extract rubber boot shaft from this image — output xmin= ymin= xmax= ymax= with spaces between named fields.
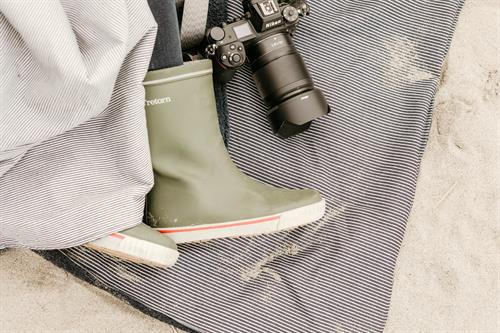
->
xmin=144 ymin=60 xmax=323 ymax=232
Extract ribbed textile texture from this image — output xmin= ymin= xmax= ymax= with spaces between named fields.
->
xmin=179 ymin=0 xmax=210 ymax=51
xmin=148 ymin=0 xmax=184 ymax=70
xmin=42 ymin=0 xmax=464 ymax=332
xmin=207 ymin=0 xmax=230 ymax=144
xmin=0 ymin=0 xmax=157 ymax=249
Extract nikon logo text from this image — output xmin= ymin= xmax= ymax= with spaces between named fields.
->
xmin=265 ymin=19 xmax=282 ymax=29
xmin=145 ymin=97 xmax=172 ymax=106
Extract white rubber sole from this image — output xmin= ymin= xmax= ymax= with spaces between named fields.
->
xmin=85 ymin=233 xmax=179 ymax=268
xmin=156 ymin=199 xmax=326 ymax=244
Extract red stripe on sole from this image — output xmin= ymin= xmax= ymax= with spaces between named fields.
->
xmin=158 ymin=215 xmax=281 ymax=234
xmin=110 ymin=233 xmax=125 ymax=239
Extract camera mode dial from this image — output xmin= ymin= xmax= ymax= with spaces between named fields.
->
xmin=282 ymin=6 xmax=299 ymax=23
xmin=207 ymin=27 xmax=226 ymax=43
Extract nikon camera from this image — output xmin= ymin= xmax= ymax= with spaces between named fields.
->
xmin=205 ymin=0 xmax=330 ymax=138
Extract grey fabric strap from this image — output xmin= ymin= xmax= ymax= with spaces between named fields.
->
xmin=178 ymin=0 xmax=209 ymax=50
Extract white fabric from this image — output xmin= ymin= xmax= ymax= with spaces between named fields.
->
xmin=0 ymin=0 xmax=157 ymax=249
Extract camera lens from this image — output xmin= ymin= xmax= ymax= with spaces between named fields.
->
xmin=246 ymin=33 xmax=329 ymax=138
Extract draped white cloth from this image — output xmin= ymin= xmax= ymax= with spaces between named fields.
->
xmin=0 ymin=0 xmax=157 ymax=249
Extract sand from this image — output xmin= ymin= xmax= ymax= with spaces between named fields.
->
xmin=1 ymin=1 xmax=498 ymax=332
xmin=385 ymin=1 xmax=500 ymax=331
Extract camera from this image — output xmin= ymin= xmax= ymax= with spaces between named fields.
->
xmin=205 ymin=0 xmax=330 ymax=138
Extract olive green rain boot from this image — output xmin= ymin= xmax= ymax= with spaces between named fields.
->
xmin=143 ymin=60 xmax=325 ymax=244
xmin=85 ymin=224 xmax=179 ymax=267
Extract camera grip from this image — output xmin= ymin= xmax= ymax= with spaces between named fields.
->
xmin=213 ymin=63 xmax=237 ymax=84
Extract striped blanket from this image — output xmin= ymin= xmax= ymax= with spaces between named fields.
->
xmin=1 ymin=0 xmax=463 ymax=332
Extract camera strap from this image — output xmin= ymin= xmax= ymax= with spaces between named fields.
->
xmin=176 ymin=0 xmax=209 ymax=50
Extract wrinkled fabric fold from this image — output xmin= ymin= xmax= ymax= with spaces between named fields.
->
xmin=0 ymin=0 xmax=157 ymax=249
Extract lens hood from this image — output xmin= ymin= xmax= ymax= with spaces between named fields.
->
xmin=267 ymin=88 xmax=330 ymax=138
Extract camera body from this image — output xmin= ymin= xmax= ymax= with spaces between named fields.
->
xmin=205 ymin=0 xmax=330 ymax=138
xmin=206 ymin=0 xmax=308 ymax=83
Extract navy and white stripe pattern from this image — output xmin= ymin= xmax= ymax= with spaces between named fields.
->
xmin=0 ymin=0 xmax=157 ymax=249
xmin=6 ymin=0 xmax=464 ymax=332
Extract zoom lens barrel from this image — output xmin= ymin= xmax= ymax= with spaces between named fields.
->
xmin=246 ymin=33 xmax=330 ymax=138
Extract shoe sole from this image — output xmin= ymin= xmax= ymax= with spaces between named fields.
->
xmin=156 ymin=198 xmax=326 ymax=244
xmin=84 ymin=233 xmax=179 ymax=268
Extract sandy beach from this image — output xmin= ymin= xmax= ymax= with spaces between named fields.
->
xmin=1 ymin=1 xmax=498 ymax=332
